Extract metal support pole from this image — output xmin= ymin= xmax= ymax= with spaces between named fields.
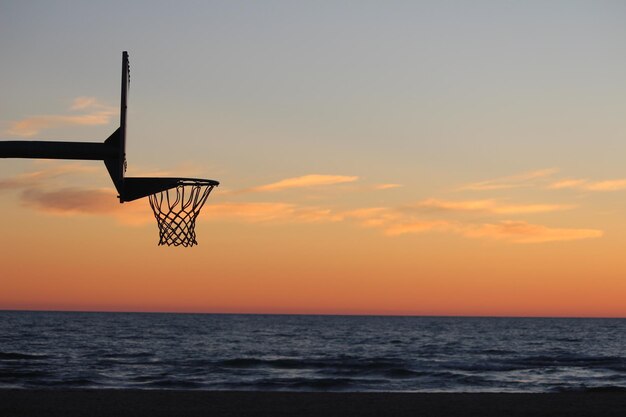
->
xmin=0 ymin=141 xmax=117 ymax=161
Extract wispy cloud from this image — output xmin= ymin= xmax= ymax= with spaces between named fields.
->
xmin=0 ymin=163 xmax=100 ymax=190
xmin=549 ymin=178 xmax=626 ymax=192
xmin=461 ymin=221 xmax=603 ymax=243
xmin=202 ymin=202 xmax=341 ymax=223
xmin=373 ymin=183 xmax=403 ymax=190
xmin=19 ymin=187 xmax=151 ymax=225
xmin=5 ymin=97 xmax=115 ymax=137
xmin=459 ymin=168 xmax=626 ymax=194
xmin=413 ymin=198 xmax=573 ymax=215
xmin=70 ymin=97 xmax=101 ymax=110
xmin=0 ymin=171 xmax=54 ymax=190
xmin=548 ymin=179 xmax=587 ymax=190
xmin=460 ymin=168 xmax=558 ymax=191
xmin=342 ymin=207 xmax=402 ymax=227
xmin=365 ymin=216 xmax=601 ymax=243
xmin=21 ymin=187 xmax=119 ymax=214
xmin=248 ymin=174 xmax=358 ymax=192
xmin=384 ymin=220 xmax=452 ymax=236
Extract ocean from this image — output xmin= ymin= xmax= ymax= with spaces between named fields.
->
xmin=0 ymin=311 xmax=624 ymax=392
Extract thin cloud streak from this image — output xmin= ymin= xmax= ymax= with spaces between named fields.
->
xmin=461 ymin=221 xmax=603 ymax=243
xmin=248 ymin=174 xmax=358 ymax=192
xmin=342 ymin=207 xmax=402 ymax=227
xmin=70 ymin=97 xmax=101 ymax=110
xmin=384 ymin=220 xmax=452 ymax=236
xmin=5 ymin=97 xmax=115 ymax=137
xmin=202 ymin=202 xmax=341 ymax=223
xmin=373 ymin=183 xmax=403 ymax=190
xmin=414 ymin=198 xmax=574 ymax=215
xmin=0 ymin=163 xmax=100 ymax=190
xmin=381 ymin=219 xmax=602 ymax=243
xmin=460 ymin=168 xmax=559 ymax=191
xmin=549 ymin=178 xmax=626 ymax=192
xmin=21 ymin=187 xmax=119 ymax=214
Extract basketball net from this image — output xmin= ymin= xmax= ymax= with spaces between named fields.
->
xmin=148 ymin=181 xmax=216 ymax=247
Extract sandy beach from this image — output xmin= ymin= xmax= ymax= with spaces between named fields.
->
xmin=1 ymin=390 xmax=625 ymax=417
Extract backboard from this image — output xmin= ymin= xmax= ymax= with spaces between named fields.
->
xmin=104 ymin=51 xmax=129 ymax=198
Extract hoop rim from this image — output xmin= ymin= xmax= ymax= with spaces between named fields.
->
xmin=168 ymin=177 xmax=220 ymax=187
xmin=120 ymin=176 xmax=219 ymax=202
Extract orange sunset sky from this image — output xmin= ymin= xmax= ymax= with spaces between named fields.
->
xmin=1 ymin=1 xmax=625 ymax=317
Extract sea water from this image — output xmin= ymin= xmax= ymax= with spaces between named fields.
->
xmin=0 ymin=311 xmax=624 ymax=392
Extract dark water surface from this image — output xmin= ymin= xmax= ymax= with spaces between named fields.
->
xmin=0 ymin=311 xmax=624 ymax=392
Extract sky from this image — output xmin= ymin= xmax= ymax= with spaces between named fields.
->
xmin=1 ymin=1 xmax=625 ymax=317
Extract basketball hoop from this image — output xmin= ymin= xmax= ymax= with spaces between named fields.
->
xmin=148 ymin=179 xmax=217 ymax=247
xmin=0 ymin=52 xmax=221 ymax=247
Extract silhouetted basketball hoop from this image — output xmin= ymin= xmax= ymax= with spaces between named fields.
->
xmin=0 ymin=52 xmax=219 ymax=247
xmin=148 ymin=179 xmax=217 ymax=247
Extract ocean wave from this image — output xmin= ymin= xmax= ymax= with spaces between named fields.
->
xmin=381 ymin=368 xmax=426 ymax=378
xmin=0 ymin=370 xmax=52 ymax=379
xmin=438 ymin=354 xmax=625 ymax=373
xmin=55 ymin=377 xmax=103 ymax=387
xmin=0 ymin=352 xmax=49 ymax=360
xmin=133 ymin=379 xmax=205 ymax=389
xmin=220 ymin=376 xmax=372 ymax=391
xmin=510 ymin=354 xmax=625 ymax=370
xmin=100 ymin=351 xmax=155 ymax=359
xmin=218 ymin=356 xmax=407 ymax=372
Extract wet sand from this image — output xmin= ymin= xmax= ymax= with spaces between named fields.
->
xmin=1 ymin=390 xmax=625 ymax=417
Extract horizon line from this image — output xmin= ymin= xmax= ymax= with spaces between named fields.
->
xmin=1 ymin=308 xmax=624 ymax=320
